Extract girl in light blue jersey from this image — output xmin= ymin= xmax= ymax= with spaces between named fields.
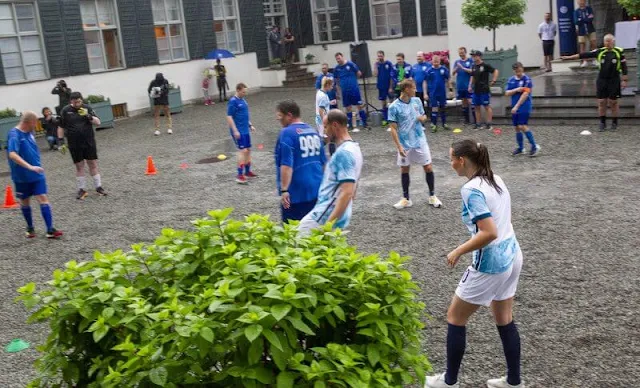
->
xmin=427 ymin=139 xmax=524 ymax=388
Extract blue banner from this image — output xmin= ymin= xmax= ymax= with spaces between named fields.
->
xmin=557 ymin=0 xmax=577 ymax=55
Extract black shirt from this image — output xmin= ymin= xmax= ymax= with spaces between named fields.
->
xmin=40 ymin=116 xmax=60 ymax=137
xmin=471 ymin=62 xmax=496 ymax=94
xmin=51 ymin=86 xmax=71 ymax=107
xmin=59 ymin=104 xmax=96 ymax=137
xmin=579 ymin=47 xmax=628 ymax=79
xmin=148 ymin=79 xmax=169 ymax=105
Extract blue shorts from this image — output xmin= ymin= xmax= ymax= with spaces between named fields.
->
xmin=282 ymin=199 xmax=317 ymax=223
xmin=232 ymin=133 xmax=251 ymax=150
xmin=457 ymin=89 xmax=471 ymax=100
xmin=14 ymin=179 xmax=47 ymax=200
xmin=472 ymin=93 xmax=491 ymax=106
xmin=378 ymin=88 xmax=391 ymax=101
xmin=342 ymin=88 xmax=363 ymax=107
xmin=512 ymin=112 xmax=530 ymax=127
xmin=429 ymin=93 xmax=447 ymax=108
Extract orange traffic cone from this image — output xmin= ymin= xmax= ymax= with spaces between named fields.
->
xmin=145 ymin=156 xmax=157 ymax=175
xmin=2 ymin=185 xmax=20 ymax=209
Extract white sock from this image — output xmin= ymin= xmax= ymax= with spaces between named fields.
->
xmin=92 ymin=174 xmax=102 ymax=188
xmin=77 ymin=176 xmax=86 ymax=190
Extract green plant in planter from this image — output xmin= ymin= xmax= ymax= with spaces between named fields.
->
xmin=85 ymin=95 xmax=107 ymax=104
xmin=168 ymin=83 xmax=179 ymax=90
xmin=305 ymin=53 xmax=316 ymax=63
xmin=270 ymin=58 xmax=283 ymax=66
xmin=0 ymin=108 xmax=18 ymax=119
xmin=17 ymin=209 xmax=430 ymax=388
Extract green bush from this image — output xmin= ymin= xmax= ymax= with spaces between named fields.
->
xmin=85 ymin=95 xmax=107 ymax=104
xmin=17 ymin=209 xmax=430 ymax=387
xmin=0 ymin=108 xmax=19 ymax=119
xmin=270 ymin=58 xmax=283 ymax=66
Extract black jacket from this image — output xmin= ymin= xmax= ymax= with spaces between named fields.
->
xmin=148 ymin=78 xmax=170 ymax=106
xmin=51 ymin=86 xmax=71 ymax=108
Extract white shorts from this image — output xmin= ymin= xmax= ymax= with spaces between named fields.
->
xmin=455 ymin=249 xmax=523 ymax=307
xmin=397 ymin=142 xmax=432 ymax=166
xmin=297 ymin=214 xmax=321 ymax=237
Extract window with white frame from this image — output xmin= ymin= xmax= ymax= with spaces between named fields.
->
xmin=0 ymin=2 xmax=47 ymax=83
xmin=371 ymin=0 xmax=401 ymax=39
xmin=80 ymin=0 xmax=124 ymax=72
xmin=212 ymin=0 xmax=242 ymax=53
xmin=152 ymin=0 xmax=187 ymax=62
xmin=438 ymin=0 xmax=447 ymax=33
xmin=312 ymin=0 xmax=340 ymax=43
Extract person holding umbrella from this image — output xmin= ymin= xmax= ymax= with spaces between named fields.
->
xmin=205 ymin=49 xmax=235 ymax=102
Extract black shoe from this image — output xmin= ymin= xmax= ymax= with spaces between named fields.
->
xmin=46 ymin=228 xmax=63 ymax=239
xmin=599 ymin=122 xmax=606 ymax=132
xmin=610 ymin=122 xmax=618 ymax=131
xmin=76 ymin=189 xmax=88 ymax=200
xmin=25 ymin=228 xmax=36 ymax=239
xmin=96 ymin=187 xmax=108 ymax=196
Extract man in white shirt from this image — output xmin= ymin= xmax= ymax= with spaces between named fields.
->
xmin=538 ymin=12 xmax=557 ymax=72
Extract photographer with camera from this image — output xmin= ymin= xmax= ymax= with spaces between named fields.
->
xmin=51 ymin=80 xmax=71 ymax=116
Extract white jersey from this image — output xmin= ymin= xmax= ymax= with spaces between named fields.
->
xmin=315 ymin=90 xmax=331 ymax=137
xmin=460 ymin=175 xmax=520 ymax=274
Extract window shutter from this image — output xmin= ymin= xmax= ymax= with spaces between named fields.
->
xmin=117 ymin=0 xmax=158 ymax=68
xmin=399 ymin=0 xmax=417 ymax=37
xmin=0 ymin=55 xmax=5 ymax=85
xmin=62 ymin=1 xmax=91 ymax=75
xmin=238 ymin=0 xmax=269 ymax=68
xmin=38 ymin=0 xmax=70 ymax=78
xmin=355 ymin=0 xmax=371 ymax=41
xmin=420 ymin=0 xmax=438 ymax=35
xmin=286 ymin=0 xmax=313 ymax=47
xmin=184 ymin=0 xmax=214 ymax=59
xmin=337 ymin=0 xmax=355 ymax=42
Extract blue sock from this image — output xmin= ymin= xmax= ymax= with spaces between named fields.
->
xmin=347 ymin=112 xmax=353 ymax=128
xmin=244 ymin=162 xmax=251 ymax=175
xmin=440 ymin=110 xmax=447 ymax=126
xmin=40 ymin=204 xmax=53 ymax=232
xmin=525 ymin=131 xmax=537 ymax=148
xmin=498 ymin=321 xmax=521 ymax=386
xmin=401 ymin=172 xmax=410 ymax=200
xmin=383 ymin=107 xmax=388 ymax=121
xmin=21 ymin=206 xmax=33 ymax=229
xmin=462 ymin=107 xmax=470 ymax=122
xmin=426 ymin=171 xmax=435 ymax=196
xmin=359 ymin=110 xmax=367 ymax=126
xmin=516 ymin=132 xmax=524 ymax=150
xmin=431 ymin=111 xmax=438 ymax=125
xmin=445 ymin=323 xmax=466 ymax=385
xmin=237 ymin=164 xmax=244 ymax=176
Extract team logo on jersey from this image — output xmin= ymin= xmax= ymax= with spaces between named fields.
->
xmin=602 ymin=59 xmax=606 ymax=63
xmin=296 ymin=128 xmax=304 ymax=134
xmin=612 ymin=59 xmax=617 ymax=64
xmin=560 ymin=6 xmax=568 ymax=14
xmin=423 ymin=66 xmax=427 ymax=71
xmin=480 ymin=66 xmax=484 ymax=72
xmin=440 ymin=69 xmax=445 ymax=75
xmin=346 ymin=65 xmax=351 ymax=70
xmin=385 ymin=64 xmax=389 ymax=69
xmin=519 ymin=80 xmax=524 ymax=86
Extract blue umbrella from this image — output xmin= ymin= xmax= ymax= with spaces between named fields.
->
xmin=205 ymin=49 xmax=235 ymax=60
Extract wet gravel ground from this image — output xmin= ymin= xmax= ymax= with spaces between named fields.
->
xmin=0 ymin=87 xmax=638 ymax=387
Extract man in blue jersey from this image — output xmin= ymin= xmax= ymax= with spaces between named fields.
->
xmin=275 ymin=100 xmax=326 ymax=223
xmin=226 ymin=83 xmax=257 ymax=184
xmin=391 ymin=53 xmax=412 ymax=99
xmin=315 ymin=63 xmax=338 ymax=110
xmin=298 ymin=110 xmax=363 ymax=237
xmin=453 ymin=47 xmax=475 ymax=125
xmin=506 ymin=62 xmax=540 ymax=157
xmin=334 ymin=52 xmax=368 ymax=132
xmin=7 ymin=111 xmax=63 ymax=239
xmin=425 ymin=55 xmax=452 ymax=133
xmin=389 ymin=80 xmax=442 ymax=210
xmin=413 ymin=51 xmax=431 ymax=109
xmin=373 ymin=50 xmax=394 ymax=125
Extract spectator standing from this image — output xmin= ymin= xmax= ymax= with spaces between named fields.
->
xmin=148 ymin=73 xmax=172 ymax=136
xmin=413 ymin=51 xmax=431 ymax=108
xmin=538 ymin=12 xmax=557 ymax=72
xmin=40 ymin=107 xmax=59 ymax=150
xmin=51 ymin=80 xmax=71 ymax=116
xmin=574 ymin=0 xmax=597 ymax=67
xmin=391 ymin=53 xmax=413 ymax=99
xmin=268 ymin=26 xmax=283 ymax=62
xmin=214 ymin=59 xmax=228 ymax=102
xmin=373 ymin=51 xmax=394 ymax=125
xmin=315 ymin=63 xmax=338 ymax=110
xmin=283 ymin=28 xmax=296 ymax=64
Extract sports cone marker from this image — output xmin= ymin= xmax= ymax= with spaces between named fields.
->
xmin=180 ymin=160 xmax=189 ymax=169
xmin=257 ymin=143 xmax=264 ymax=150
xmin=580 ymin=130 xmax=592 ymax=136
xmin=493 ymin=128 xmax=502 ymax=135
xmin=145 ymin=156 xmax=158 ymax=175
xmin=452 ymin=128 xmax=462 ymax=133
xmin=217 ymin=154 xmax=227 ymax=161
xmin=2 ymin=185 xmax=19 ymax=209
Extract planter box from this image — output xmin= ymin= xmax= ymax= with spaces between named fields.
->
xmin=89 ymin=100 xmax=114 ymax=129
xmin=149 ymin=88 xmax=183 ymax=115
xmin=482 ymin=46 xmax=518 ymax=88
xmin=0 ymin=116 xmax=20 ymax=149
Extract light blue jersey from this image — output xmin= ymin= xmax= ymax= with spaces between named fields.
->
xmin=388 ymin=97 xmax=427 ymax=149
xmin=315 ymin=90 xmax=331 ymax=129
xmin=307 ymin=141 xmax=363 ymax=229
xmin=461 ymin=175 xmax=520 ymax=274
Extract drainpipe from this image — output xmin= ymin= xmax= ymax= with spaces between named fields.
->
xmin=416 ymin=0 xmax=422 ymax=36
xmin=351 ymin=0 xmax=359 ymax=42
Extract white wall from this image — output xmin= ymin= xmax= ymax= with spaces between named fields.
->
xmin=0 ymin=53 xmax=262 ymax=115
xmin=446 ymin=0 xmax=559 ymax=68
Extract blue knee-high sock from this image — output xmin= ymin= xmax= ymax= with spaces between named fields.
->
xmin=21 ymin=206 xmax=33 ymax=229
xmin=445 ymin=323 xmax=466 ymax=385
xmin=383 ymin=107 xmax=389 ymax=121
xmin=440 ymin=110 xmax=447 ymax=125
xmin=359 ymin=110 xmax=367 ymax=126
xmin=244 ymin=162 xmax=251 ymax=174
xmin=498 ymin=321 xmax=522 ymax=386
xmin=237 ymin=164 xmax=244 ymax=176
xmin=401 ymin=172 xmax=410 ymax=200
xmin=40 ymin=204 xmax=53 ymax=232
xmin=347 ymin=112 xmax=353 ymax=129
xmin=524 ymin=130 xmax=537 ymax=148
xmin=462 ymin=107 xmax=470 ymax=123
xmin=431 ymin=111 xmax=438 ymax=125
xmin=516 ymin=132 xmax=524 ymax=150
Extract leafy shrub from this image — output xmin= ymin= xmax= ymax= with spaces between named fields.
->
xmin=85 ymin=95 xmax=107 ymax=104
xmin=305 ymin=53 xmax=316 ymax=62
xmin=270 ymin=58 xmax=283 ymax=66
xmin=0 ymin=108 xmax=19 ymax=119
xmin=17 ymin=209 xmax=430 ymax=387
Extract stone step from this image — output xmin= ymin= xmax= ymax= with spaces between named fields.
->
xmin=282 ymin=78 xmax=316 ymax=88
xmin=527 ymin=106 xmax=636 ymax=118
xmin=528 ymin=98 xmax=635 ymax=108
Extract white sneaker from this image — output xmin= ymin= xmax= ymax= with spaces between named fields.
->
xmin=154 ymin=130 xmax=160 ymax=136
xmin=425 ymin=372 xmax=459 ymax=388
xmin=167 ymin=128 xmax=173 ymax=134
xmin=487 ymin=376 xmax=524 ymax=388
xmin=429 ymin=195 xmax=443 ymax=208
xmin=351 ymin=127 xmax=361 ymax=133
xmin=393 ymin=198 xmax=413 ymax=209
xmin=580 ymin=61 xmax=587 ymax=68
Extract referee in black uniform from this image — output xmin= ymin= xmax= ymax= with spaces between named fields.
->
xmin=57 ymin=92 xmax=108 ymax=199
xmin=562 ymin=34 xmax=628 ymax=131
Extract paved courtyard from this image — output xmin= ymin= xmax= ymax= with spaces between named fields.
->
xmin=0 ymin=87 xmax=638 ymax=387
